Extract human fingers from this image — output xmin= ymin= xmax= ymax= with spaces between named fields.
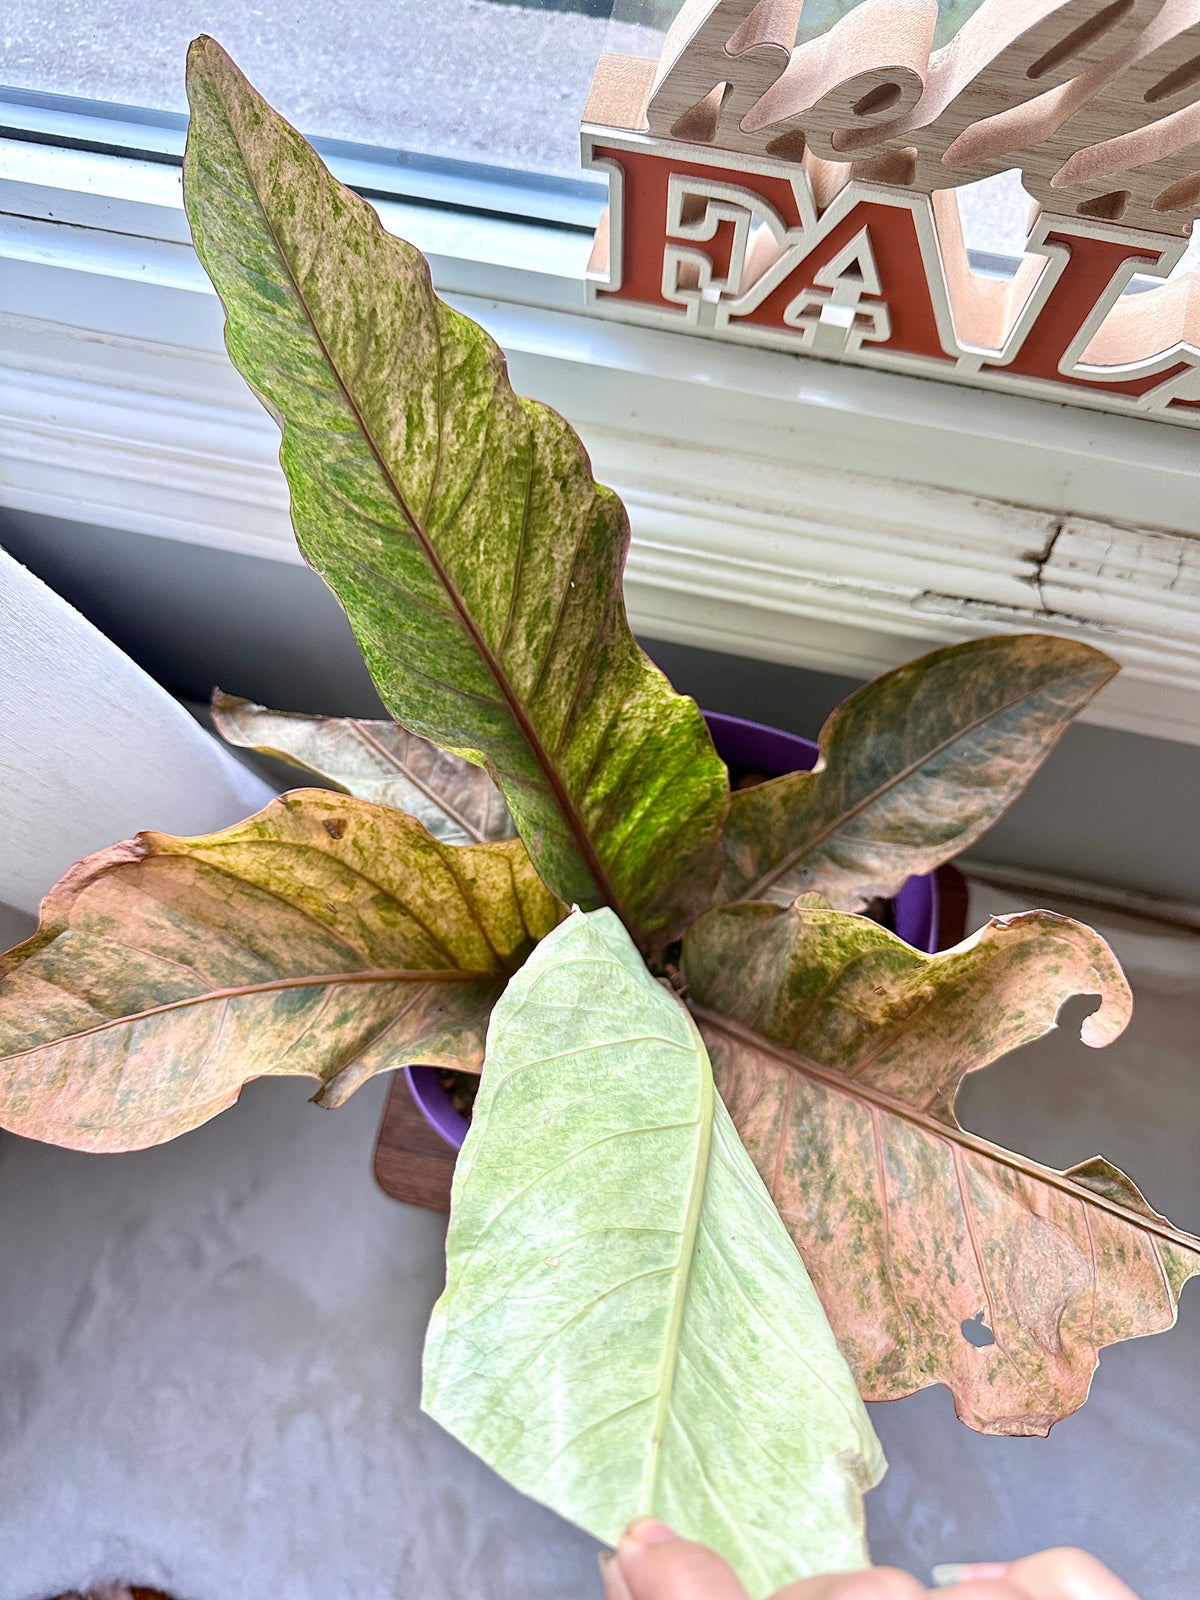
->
xmin=603 ymin=1527 xmax=1132 ymax=1600
xmin=772 ymin=1567 xmax=929 ymax=1598
xmin=931 ymin=1584 xmax=1038 ymax=1600
xmin=1000 ymin=1549 xmax=1141 ymax=1599
xmin=612 ymin=1525 xmax=933 ymax=1600
xmin=606 ymin=1520 xmax=748 ymax=1600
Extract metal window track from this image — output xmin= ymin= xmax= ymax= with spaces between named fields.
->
xmin=0 ymin=83 xmax=607 ymax=232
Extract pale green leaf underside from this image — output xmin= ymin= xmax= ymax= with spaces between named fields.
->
xmin=422 ymin=909 xmax=883 ymax=1598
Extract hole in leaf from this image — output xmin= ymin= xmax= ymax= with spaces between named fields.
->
xmin=961 ymin=1310 xmax=996 ymax=1348
xmin=852 ymin=146 xmax=918 ymax=186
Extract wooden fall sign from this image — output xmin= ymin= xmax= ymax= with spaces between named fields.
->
xmin=581 ymin=0 xmax=1200 ymax=424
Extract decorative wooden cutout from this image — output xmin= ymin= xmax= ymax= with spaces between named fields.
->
xmin=582 ymin=0 xmax=1200 ymax=423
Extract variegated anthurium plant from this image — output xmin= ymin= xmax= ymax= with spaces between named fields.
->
xmin=2 ymin=35 xmax=1198 ymax=1596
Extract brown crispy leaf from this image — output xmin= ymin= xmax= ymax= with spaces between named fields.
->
xmin=0 ymin=791 xmax=561 ymax=1152
xmin=211 ymin=691 xmax=515 ymax=844
xmin=717 ymin=635 xmax=1118 ymax=911
xmin=683 ymin=900 xmax=1200 ymax=1436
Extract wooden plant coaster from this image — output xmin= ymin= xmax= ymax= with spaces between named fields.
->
xmin=373 ymin=1069 xmax=456 ymax=1212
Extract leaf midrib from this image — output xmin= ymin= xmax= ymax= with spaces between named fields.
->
xmin=692 ymin=1004 xmax=1200 ymax=1258
xmin=5 ymin=967 xmax=494 ymax=1062
xmin=211 ymin=92 xmax=625 ymax=932
xmin=643 ymin=1003 xmax=714 ymax=1513
xmin=348 ymin=719 xmax=490 ymax=843
xmin=740 ymin=674 xmax=1098 ymax=901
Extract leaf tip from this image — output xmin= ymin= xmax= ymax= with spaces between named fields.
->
xmin=185 ymin=32 xmax=219 ymax=79
xmin=187 ymin=32 xmax=223 ymax=64
xmin=185 ymin=33 xmax=247 ymax=113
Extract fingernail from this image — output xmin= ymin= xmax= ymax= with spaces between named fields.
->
xmin=600 ymin=1552 xmax=635 ymax=1600
xmin=932 ymin=1563 xmax=1010 ymax=1587
xmin=625 ymin=1517 xmax=678 ymax=1545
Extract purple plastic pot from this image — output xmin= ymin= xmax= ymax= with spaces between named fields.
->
xmin=407 ymin=708 xmax=942 ymax=1149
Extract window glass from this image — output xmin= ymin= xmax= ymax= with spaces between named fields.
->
xmin=606 ymin=1 xmax=991 ymax=50
xmin=0 ymin=1 xmax=1016 ymax=193
xmin=792 ymin=0 xmax=986 ymax=47
xmin=1 ymin=0 xmax=669 ymax=180
xmin=5 ymin=0 xmax=1196 ymax=277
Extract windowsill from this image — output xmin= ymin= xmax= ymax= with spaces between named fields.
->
xmin=5 ymin=130 xmax=1200 ymax=745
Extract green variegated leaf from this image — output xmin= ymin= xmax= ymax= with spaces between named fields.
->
xmin=211 ymin=691 xmax=515 ymax=844
xmin=183 ymin=39 xmax=727 ymax=954
xmin=683 ymin=899 xmax=1200 ymax=1435
xmin=718 ymin=635 xmax=1118 ymax=911
xmin=423 ymin=908 xmax=884 ymax=1598
xmin=0 ymin=791 xmax=561 ymax=1152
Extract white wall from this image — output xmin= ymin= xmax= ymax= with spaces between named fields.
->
xmin=7 ymin=508 xmax=1200 ymax=907
xmin=0 ymin=542 xmax=272 ymax=916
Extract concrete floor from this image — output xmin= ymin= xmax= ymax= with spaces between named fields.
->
xmin=0 ymin=879 xmax=1196 ymax=1600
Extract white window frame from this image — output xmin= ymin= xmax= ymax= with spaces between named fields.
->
xmin=5 ymin=93 xmax=1200 ymax=745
